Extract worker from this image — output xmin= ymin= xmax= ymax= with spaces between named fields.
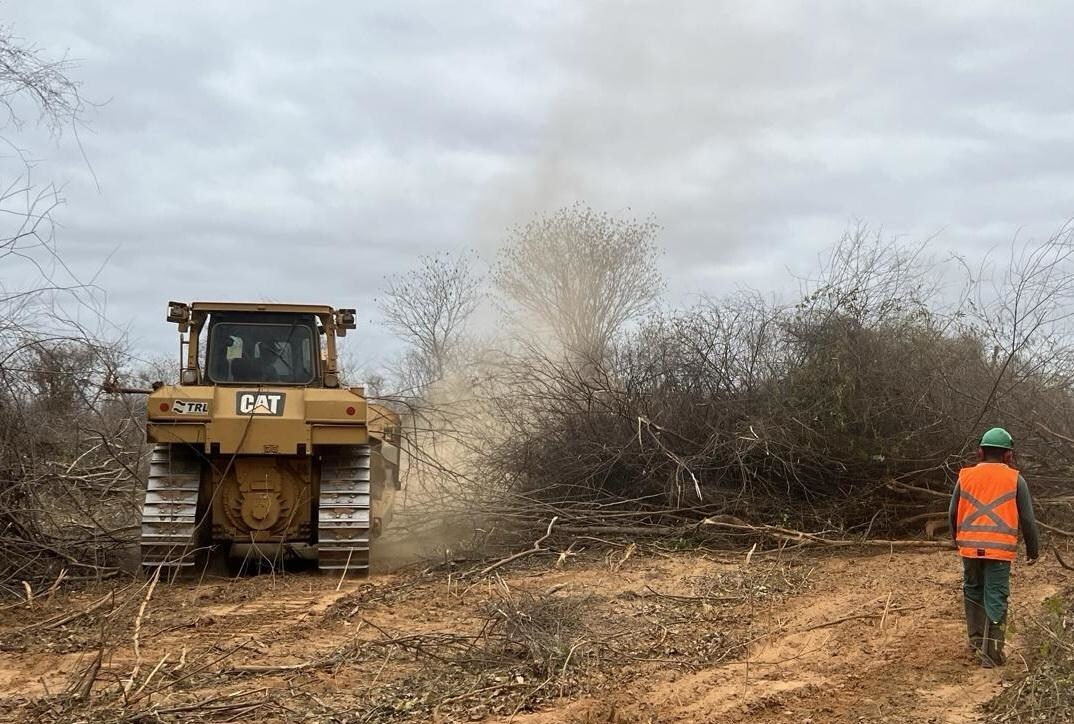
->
xmin=949 ymin=427 xmax=1040 ymax=667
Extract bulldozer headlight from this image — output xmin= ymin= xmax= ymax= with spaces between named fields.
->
xmin=324 ymin=372 xmax=339 ymax=388
xmin=180 ymin=369 xmax=198 ymax=385
xmin=167 ymin=301 xmax=191 ymax=331
xmin=334 ymin=308 xmax=357 ymax=336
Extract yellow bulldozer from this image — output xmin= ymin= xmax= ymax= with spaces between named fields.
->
xmin=141 ymin=301 xmax=401 ymax=576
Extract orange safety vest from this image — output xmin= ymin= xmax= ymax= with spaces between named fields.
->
xmin=955 ymin=463 xmax=1021 ymax=561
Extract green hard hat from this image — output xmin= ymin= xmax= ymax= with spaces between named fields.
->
xmin=979 ymin=427 xmax=1014 ymax=449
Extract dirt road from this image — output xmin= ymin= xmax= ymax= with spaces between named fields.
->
xmin=0 ymin=547 xmax=1060 ymax=723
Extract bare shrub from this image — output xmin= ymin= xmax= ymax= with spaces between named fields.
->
xmin=0 ymin=337 xmax=143 ymax=596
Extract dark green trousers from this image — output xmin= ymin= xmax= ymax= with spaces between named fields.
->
xmin=962 ymin=557 xmax=1011 ymax=623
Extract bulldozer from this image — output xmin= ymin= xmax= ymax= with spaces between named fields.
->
xmin=140 ymin=301 xmax=401 ymax=576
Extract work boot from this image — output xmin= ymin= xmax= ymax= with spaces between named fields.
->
xmin=980 ymin=618 xmax=1006 ymax=668
xmin=964 ymin=597 xmax=986 ymax=653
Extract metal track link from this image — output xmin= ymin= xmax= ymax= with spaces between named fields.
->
xmin=318 ymin=445 xmax=371 ymax=575
xmin=140 ymin=443 xmax=202 ymax=570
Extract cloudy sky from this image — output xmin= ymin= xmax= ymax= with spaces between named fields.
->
xmin=5 ymin=1 xmax=1074 ymax=367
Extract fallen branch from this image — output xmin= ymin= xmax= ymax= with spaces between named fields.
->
xmin=1055 ymin=547 xmax=1074 ymax=571
xmin=122 ymin=688 xmax=269 ymax=720
xmin=700 ymin=516 xmax=953 ymax=549
xmin=801 ymin=605 xmax=924 ymax=632
xmin=476 ymin=516 xmax=559 ymax=577
xmin=18 ymin=588 xmax=120 ymax=634
xmin=126 ymin=639 xmax=254 ymax=706
xmin=559 ymin=525 xmax=676 ymax=537
xmin=887 ymin=480 xmax=949 ymax=499
xmin=66 ymin=645 xmax=104 ymax=702
xmin=1041 ymin=521 xmax=1074 ymax=538
xmin=1036 ymin=420 xmax=1074 ymax=446
xmin=124 ymin=568 xmax=160 ymax=694
xmin=640 ymin=586 xmax=744 ymax=604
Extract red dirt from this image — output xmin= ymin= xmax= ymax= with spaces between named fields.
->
xmin=0 ymin=547 xmax=1059 ymax=723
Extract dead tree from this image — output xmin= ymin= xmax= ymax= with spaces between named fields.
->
xmin=378 ymin=249 xmax=483 ymax=387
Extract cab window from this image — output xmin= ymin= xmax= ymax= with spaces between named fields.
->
xmin=206 ymin=322 xmax=316 ymax=384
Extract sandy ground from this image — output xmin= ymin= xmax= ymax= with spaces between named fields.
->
xmin=508 ymin=551 xmax=1059 ymax=724
xmin=0 ymin=546 xmax=1061 ymax=723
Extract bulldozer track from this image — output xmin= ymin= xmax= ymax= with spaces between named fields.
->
xmin=317 ymin=445 xmax=372 ymax=575
xmin=140 ymin=443 xmax=203 ymax=570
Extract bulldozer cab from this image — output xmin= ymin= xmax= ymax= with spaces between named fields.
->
xmin=206 ymin=312 xmax=319 ymax=385
xmin=167 ymin=302 xmax=355 ymax=388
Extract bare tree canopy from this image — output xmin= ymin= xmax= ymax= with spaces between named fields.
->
xmin=494 ymin=203 xmax=664 ymax=360
xmin=0 ymin=24 xmax=84 ymax=135
xmin=0 ymin=24 xmax=90 ymax=313
xmin=377 ymin=249 xmax=483 ymax=385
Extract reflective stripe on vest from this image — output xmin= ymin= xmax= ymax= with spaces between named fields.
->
xmin=955 ymin=463 xmax=1020 ymax=561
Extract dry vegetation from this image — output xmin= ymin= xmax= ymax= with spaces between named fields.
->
xmin=385 ymin=223 xmax=1074 ymax=549
xmin=0 ymin=353 xmax=142 ymax=593
xmin=988 ymin=574 xmax=1074 ymax=723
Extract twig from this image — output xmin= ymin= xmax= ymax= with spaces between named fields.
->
xmin=45 ymin=568 xmax=67 ymax=600
xmin=336 ymin=547 xmax=354 ymax=591
xmin=879 ymin=592 xmax=893 ymax=631
xmin=226 ymin=663 xmax=311 ymax=674
xmin=124 ymin=568 xmax=160 ymax=694
xmin=67 ymin=645 xmax=103 ymax=702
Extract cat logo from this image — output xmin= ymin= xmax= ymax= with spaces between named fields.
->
xmin=172 ymin=400 xmax=210 ymax=415
xmin=236 ymin=392 xmax=286 ymax=416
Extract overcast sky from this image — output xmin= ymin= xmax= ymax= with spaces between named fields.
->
xmin=5 ymin=1 xmax=1074 ymax=368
